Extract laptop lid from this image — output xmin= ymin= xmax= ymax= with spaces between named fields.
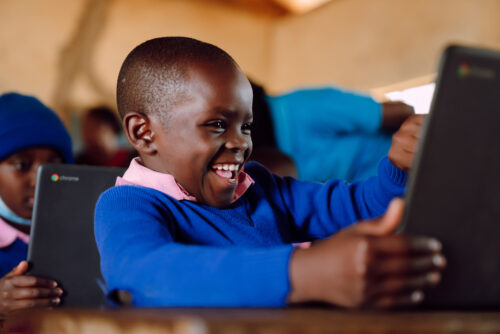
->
xmin=27 ymin=164 xmax=125 ymax=307
xmin=401 ymin=45 xmax=500 ymax=308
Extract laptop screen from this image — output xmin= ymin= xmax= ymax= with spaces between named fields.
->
xmin=401 ymin=45 xmax=500 ymax=308
xmin=27 ymin=164 xmax=124 ymax=307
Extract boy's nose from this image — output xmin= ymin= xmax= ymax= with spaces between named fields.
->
xmin=28 ymin=169 xmax=37 ymax=188
xmin=225 ymin=133 xmax=250 ymax=152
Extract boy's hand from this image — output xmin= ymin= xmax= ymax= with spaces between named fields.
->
xmin=388 ymin=114 xmax=424 ymax=171
xmin=381 ymin=101 xmax=415 ymax=133
xmin=0 ymin=261 xmax=62 ymax=317
xmin=288 ymin=198 xmax=446 ymax=308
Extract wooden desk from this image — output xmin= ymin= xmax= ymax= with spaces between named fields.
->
xmin=4 ymin=308 xmax=500 ymax=334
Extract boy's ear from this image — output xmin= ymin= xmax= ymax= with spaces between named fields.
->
xmin=123 ymin=112 xmax=157 ymax=155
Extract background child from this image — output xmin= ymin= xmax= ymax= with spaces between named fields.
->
xmin=75 ymin=105 xmax=135 ymax=167
xmin=0 ymin=92 xmax=73 ymax=316
xmin=95 ymin=37 xmax=445 ymax=308
xmin=249 ymin=80 xmax=415 ymax=182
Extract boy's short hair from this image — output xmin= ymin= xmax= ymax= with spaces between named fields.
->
xmin=116 ymin=36 xmax=238 ymax=121
xmin=0 ymin=92 xmax=73 ymax=163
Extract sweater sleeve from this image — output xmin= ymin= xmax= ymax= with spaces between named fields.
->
xmin=246 ymin=157 xmax=406 ymax=240
xmin=267 ymin=87 xmax=382 ymax=155
xmin=94 ymin=186 xmax=293 ymax=307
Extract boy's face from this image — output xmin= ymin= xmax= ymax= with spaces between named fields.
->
xmin=147 ymin=61 xmax=253 ymax=208
xmin=0 ymin=147 xmax=62 ymax=219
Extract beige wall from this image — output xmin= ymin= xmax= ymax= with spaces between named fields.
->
xmin=0 ymin=0 xmax=499 ymax=121
xmin=268 ymin=0 xmax=500 ymax=93
xmin=91 ymin=0 xmax=273 ymax=108
xmin=0 ymin=0 xmax=85 ymax=109
xmin=0 ymin=0 xmax=273 ymax=123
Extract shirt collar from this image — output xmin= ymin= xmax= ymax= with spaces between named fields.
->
xmin=116 ymin=157 xmax=254 ymax=203
xmin=0 ymin=217 xmax=29 ymax=248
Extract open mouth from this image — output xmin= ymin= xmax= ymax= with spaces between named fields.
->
xmin=211 ymin=163 xmax=241 ymax=183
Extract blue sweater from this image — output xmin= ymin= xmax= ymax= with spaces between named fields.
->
xmin=94 ymin=159 xmax=406 ymax=307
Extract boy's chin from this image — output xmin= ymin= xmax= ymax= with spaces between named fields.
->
xmin=203 ymin=192 xmax=235 ymax=208
xmin=208 ymin=198 xmax=234 ymax=208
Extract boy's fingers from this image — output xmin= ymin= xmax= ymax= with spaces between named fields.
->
xmin=405 ymin=117 xmax=424 ymax=130
xmin=6 ymin=297 xmax=61 ymax=312
xmin=4 ymin=261 xmax=29 ymax=277
xmin=394 ymin=130 xmax=420 ymax=145
xmin=372 ymin=290 xmax=424 ymax=309
xmin=8 ymin=287 xmax=63 ymax=300
xmin=402 ymin=114 xmax=424 ymax=128
xmin=352 ymin=198 xmax=404 ymax=236
xmin=10 ymin=275 xmax=58 ymax=288
xmin=370 ymin=235 xmax=442 ymax=255
xmin=369 ymin=272 xmax=441 ymax=300
xmin=392 ymin=144 xmax=417 ymax=158
xmin=371 ymin=254 xmax=446 ymax=277
xmin=410 ymin=114 xmax=425 ymax=124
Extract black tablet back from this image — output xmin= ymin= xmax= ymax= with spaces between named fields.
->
xmin=27 ymin=164 xmax=124 ymax=307
xmin=401 ymin=45 xmax=500 ymax=308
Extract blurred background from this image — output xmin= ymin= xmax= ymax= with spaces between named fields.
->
xmin=1 ymin=0 xmax=499 ymax=129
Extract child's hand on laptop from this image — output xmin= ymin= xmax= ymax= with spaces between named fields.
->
xmin=0 ymin=260 xmax=62 ymax=316
xmin=381 ymin=101 xmax=415 ymax=133
xmin=388 ymin=114 xmax=425 ymax=171
xmin=288 ymin=198 xmax=446 ymax=308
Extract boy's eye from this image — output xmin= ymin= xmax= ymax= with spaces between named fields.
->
xmin=207 ymin=120 xmax=226 ymax=132
xmin=213 ymin=121 xmax=224 ymax=128
xmin=11 ymin=160 xmax=33 ymax=172
xmin=242 ymin=122 xmax=252 ymax=134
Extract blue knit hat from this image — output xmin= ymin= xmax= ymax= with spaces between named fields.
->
xmin=0 ymin=92 xmax=73 ymax=163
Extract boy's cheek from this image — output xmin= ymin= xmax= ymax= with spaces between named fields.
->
xmin=0 ymin=186 xmax=32 ymax=218
xmin=17 ymin=199 xmax=34 ymax=219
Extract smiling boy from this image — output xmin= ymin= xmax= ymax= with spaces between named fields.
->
xmin=137 ymin=58 xmax=253 ymax=207
xmin=95 ymin=37 xmax=445 ymax=308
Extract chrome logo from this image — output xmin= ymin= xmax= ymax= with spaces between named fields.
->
xmin=457 ymin=62 xmax=470 ymax=77
xmin=51 ymin=173 xmax=59 ymax=182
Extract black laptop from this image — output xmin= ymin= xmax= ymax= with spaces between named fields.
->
xmin=27 ymin=164 xmax=125 ymax=307
xmin=401 ymin=45 xmax=500 ymax=308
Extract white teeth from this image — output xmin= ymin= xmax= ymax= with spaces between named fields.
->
xmin=213 ymin=164 xmax=239 ymax=171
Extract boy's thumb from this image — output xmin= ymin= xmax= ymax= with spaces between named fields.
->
xmin=353 ymin=198 xmax=404 ymax=236
xmin=5 ymin=261 xmax=28 ymax=277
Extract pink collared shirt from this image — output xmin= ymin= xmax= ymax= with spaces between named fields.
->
xmin=116 ymin=157 xmax=254 ymax=202
xmin=0 ymin=217 xmax=29 ymax=248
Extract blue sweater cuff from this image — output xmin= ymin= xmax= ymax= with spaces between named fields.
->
xmin=379 ymin=157 xmax=407 ymax=192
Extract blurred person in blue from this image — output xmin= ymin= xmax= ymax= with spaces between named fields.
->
xmin=250 ymin=81 xmax=414 ymax=182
